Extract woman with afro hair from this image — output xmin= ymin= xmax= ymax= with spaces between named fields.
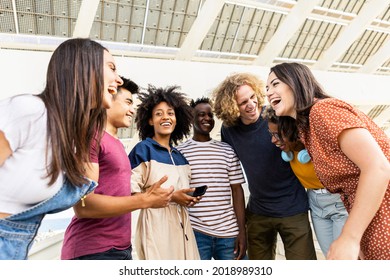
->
xmin=128 ymin=85 xmax=200 ymax=260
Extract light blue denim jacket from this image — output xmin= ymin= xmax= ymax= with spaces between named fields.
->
xmin=0 ymin=178 xmax=97 ymax=260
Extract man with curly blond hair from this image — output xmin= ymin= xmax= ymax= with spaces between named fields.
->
xmin=212 ymin=73 xmax=316 ymax=260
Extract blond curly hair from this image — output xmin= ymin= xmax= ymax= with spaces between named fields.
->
xmin=211 ymin=72 xmax=266 ymax=127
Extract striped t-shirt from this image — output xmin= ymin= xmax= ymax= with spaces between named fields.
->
xmin=177 ymin=138 xmax=245 ymax=238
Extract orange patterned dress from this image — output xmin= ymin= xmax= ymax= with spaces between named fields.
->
xmin=300 ymin=98 xmax=390 ymax=260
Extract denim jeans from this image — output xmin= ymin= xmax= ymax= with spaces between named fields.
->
xmin=73 ymin=246 xmax=133 ymax=260
xmin=0 ymin=178 xmax=97 ymax=260
xmin=307 ymin=189 xmax=348 ymax=256
xmin=194 ymin=230 xmax=245 ymax=260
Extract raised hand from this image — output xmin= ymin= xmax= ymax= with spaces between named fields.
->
xmin=144 ymin=175 xmax=174 ymax=208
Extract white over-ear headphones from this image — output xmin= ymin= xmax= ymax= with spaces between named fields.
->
xmin=281 ymin=149 xmax=311 ymax=164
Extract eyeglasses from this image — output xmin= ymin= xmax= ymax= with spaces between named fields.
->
xmin=268 ymin=130 xmax=282 ymax=141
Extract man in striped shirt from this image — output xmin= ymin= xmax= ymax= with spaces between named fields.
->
xmin=177 ymin=97 xmax=247 ymax=260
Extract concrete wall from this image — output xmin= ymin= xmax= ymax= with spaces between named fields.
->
xmin=1 ymin=48 xmax=390 ymax=105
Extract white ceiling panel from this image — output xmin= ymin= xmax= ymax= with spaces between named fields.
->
xmin=1 ymin=0 xmax=389 ymax=74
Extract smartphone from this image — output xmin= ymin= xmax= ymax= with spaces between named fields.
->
xmin=190 ymin=185 xmax=208 ymax=197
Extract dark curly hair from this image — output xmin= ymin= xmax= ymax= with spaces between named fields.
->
xmin=135 ymin=85 xmax=193 ymax=145
xmin=262 ymin=105 xmax=299 ymax=142
xmin=190 ymin=96 xmax=213 ymax=108
xmin=262 ymin=105 xmax=279 ymax=125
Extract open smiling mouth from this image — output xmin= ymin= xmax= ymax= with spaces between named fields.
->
xmin=108 ymin=86 xmax=118 ymax=95
xmin=160 ymin=122 xmax=171 ymax=127
xmin=270 ymin=98 xmax=281 ymax=107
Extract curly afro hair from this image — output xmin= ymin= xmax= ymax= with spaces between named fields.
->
xmin=135 ymin=85 xmax=193 ymax=145
xmin=190 ymin=96 xmax=213 ymax=108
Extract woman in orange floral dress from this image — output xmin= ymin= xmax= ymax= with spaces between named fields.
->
xmin=266 ymin=62 xmax=390 ymax=260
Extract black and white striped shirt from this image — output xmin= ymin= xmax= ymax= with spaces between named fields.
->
xmin=177 ymin=138 xmax=245 ymax=238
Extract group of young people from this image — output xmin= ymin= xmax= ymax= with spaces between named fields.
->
xmin=0 ymin=38 xmax=389 ymax=260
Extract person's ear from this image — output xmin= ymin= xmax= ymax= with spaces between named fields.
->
xmin=148 ymin=118 xmax=153 ymax=126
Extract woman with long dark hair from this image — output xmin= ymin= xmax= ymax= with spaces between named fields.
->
xmin=266 ymin=62 xmax=390 ymax=260
xmin=0 ymin=38 xmax=123 ymax=259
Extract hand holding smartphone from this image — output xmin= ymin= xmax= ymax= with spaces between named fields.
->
xmin=189 ymin=185 xmax=207 ymax=197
